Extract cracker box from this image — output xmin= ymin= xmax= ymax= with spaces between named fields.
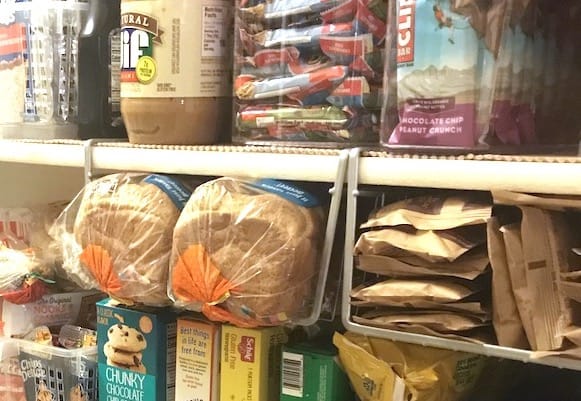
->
xmin=219 ymin=325 xmax=288 ymax=401
xmin=175 ymin=317 xmax=220 ymax=401
xmin=280 ymin=343 xmax=353 ymax=401
xmin=97 ymin=299 xmax=179 ymax=401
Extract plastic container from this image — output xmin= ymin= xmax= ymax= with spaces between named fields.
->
xmin=380 ymin=0 xmax=581 ymax=152
xmin=232 ymin=0 xmax=385 ymax=147
xmin=77 ymin=0 xmax=126 ymax=139
xmin=0 ymin=339 xmax=25 ymax=401
xmin=0 ymin=0 xmax=89 ymax=140
xmin=120 ymin=0 xmax=233 ymax=145
xmin=17 ymin=340 xmax=98 ymax=401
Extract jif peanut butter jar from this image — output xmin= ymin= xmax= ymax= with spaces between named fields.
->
xmin=120 ymin=0 xmax=232 ymax=145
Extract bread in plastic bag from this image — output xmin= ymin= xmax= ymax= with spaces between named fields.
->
xmin=0 ymin=246 xmax=50 ymax=303
xmin=0 ymin=204 xmax=66 ymax=303
xmin=51 ymin=173 xmax=194 ymax=306
xmin=169 ymin=177 xmax=325 ymax=327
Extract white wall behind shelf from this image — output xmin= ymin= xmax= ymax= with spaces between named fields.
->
xmin=0 ymin=163 xmax=84 ymax=207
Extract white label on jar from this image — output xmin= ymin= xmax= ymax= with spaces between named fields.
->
xmin=120 ymin=0 xmax=231 ymax=99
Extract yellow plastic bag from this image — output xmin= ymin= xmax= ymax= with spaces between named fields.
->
xmin=333 ymin=332 xmax=399 ymax=401
xmin=334 ymin=332 xmax=485 ymax=401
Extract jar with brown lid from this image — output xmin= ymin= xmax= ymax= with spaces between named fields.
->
xmin=120 ymin=0 xmax=232 ymax=145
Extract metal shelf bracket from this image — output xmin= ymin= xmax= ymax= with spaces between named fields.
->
xmin=296 ymin=148 xmax=350 ymax=326
xmin=83 ymin=139 xmax=124 ymax=184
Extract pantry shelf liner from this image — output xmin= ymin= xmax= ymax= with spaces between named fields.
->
xmin=3 ymin=139 xmax=581 ymax=163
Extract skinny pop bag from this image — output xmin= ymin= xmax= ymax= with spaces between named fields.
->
xmin=355 ymin=225 xmax=487 ymax=263
xmin=354 ymin=310 xmax=489 ymax=332
xmin=362 ymin=195 xmax=492 ymax=231
xmin=487 ymin=218 xmax=529 ymax=349
xmin=351 ymin=300 xmax=491 ymax=318
xmin=351 ymin=279 xmax=479 ymax=305
xmin=356 ymin=249 xmax=490 ymax=280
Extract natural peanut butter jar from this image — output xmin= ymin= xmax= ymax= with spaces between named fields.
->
xmin=120 ymin=0 xmax=232 ymax=145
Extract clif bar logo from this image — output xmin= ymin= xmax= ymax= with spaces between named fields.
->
xmin=238 ymin=336 xmax=255 ymax=363
xmin=397 ymin=0 xmax=416 ymax=64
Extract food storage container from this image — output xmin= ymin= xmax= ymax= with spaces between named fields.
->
xmin=232 ymin=0 xmax=386 ymax=146
xmin=0 ymin=0 xmax=89 ymax=140
xmin=17 ymin=340 xmax=98 ymax=401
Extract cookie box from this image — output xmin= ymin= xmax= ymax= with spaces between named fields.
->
xmin=0 ymin=0 xmax=89 ymax=140
xmin=1 ymin=291 xmax=106 ymax=338
xmin=280 ymin=342 xmax=353 ymax=401
xmin=97 ymin=299 xmax=179 ymax=401
xmin=219 ymin=325 xmax=288 ymax=401
xmin=175 ymin=317 xmax=220 ymax=401
xmin=16 ymin=339 xmax=98 ymax=401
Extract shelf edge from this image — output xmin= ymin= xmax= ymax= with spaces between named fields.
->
xmin=359 ymin=157 xmax=581 ymax=195
xmin=91 ymin=146 xmax=341 ymax=182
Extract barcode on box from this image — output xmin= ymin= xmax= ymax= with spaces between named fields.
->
xmin=281 ymin=352 xmax=304 ymax=398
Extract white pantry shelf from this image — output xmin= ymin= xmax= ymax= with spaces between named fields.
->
xmin=0 ymin=140 xmax=84 ymax=168
xmin=0 ymin=140 xmax=344 ymax=182
xmin=359 ymin=154 xmax=581 ymax=195
xmin=0 ymin=140 xmax=579 ymax=193
xmin=90 ymin=143 xmax=343 ymax=182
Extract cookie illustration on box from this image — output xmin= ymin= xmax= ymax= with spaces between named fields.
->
xmin=69 ymin=385 xmax=87 ymax=401
xmin=105 ymin=323 xmax=147 ymax=373
xmin=35 ymin=382 xmax=53 ymax=401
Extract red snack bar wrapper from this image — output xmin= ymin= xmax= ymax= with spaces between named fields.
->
xmin=239 ymin=48 xmax=334 ymax=78
xmin=327 ymin=77 xmax=383 ymax=109
xmin=241 ymin=22 xmax=355 ymax=55
xmin=235 ymin=66 xmax=348 ymax=105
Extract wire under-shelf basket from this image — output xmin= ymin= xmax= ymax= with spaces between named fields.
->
xmin=341 ymin=148 xmax=581 ymax=372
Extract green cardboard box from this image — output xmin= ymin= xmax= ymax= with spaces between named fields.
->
xmin=97 ymin=299 xmax=179 ymax=401
xmin=280 ymin=342 xmax=353 ymax=401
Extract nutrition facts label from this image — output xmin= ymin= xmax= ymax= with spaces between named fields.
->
xmin=201 ymin=5 xmax=227 ymax=58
